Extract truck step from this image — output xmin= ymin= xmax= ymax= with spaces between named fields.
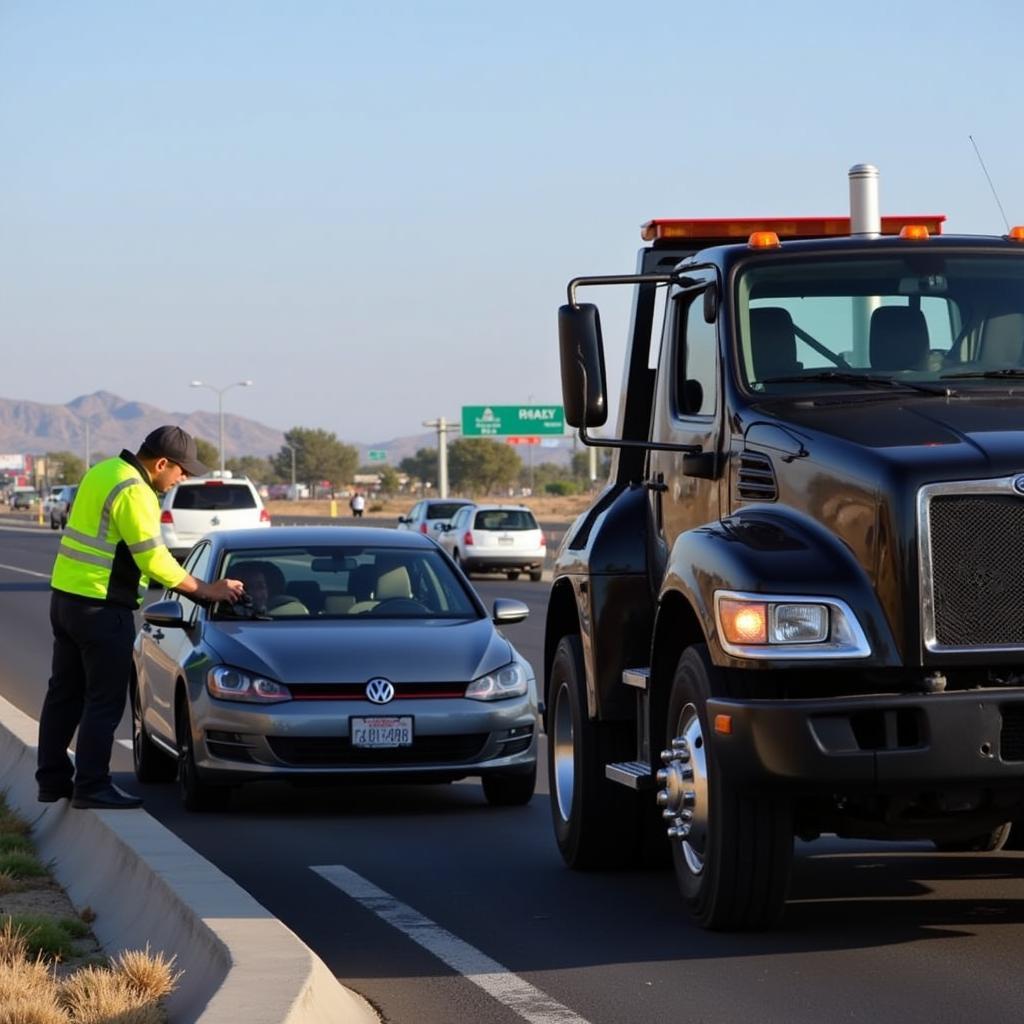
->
xmin=605 ymin=761 xmax=654 ymax=790
xmin=622 ymin=668 xmax=650 ymax=691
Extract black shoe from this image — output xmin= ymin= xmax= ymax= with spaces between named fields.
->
xmin=71 ymin=785 xmax=143 ymax=810
xmin=38 ymin=785 xmax=73 ymax=803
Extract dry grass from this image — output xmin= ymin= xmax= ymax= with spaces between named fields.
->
xmin=0 ymin=870 xmax=23 ymax=895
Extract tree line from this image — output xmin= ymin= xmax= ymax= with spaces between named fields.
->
xmin=41 ymin=429 xmax=610 ymax=496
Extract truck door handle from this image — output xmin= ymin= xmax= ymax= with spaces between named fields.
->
xmin=644 ymin=478 xmax=668 ymax=493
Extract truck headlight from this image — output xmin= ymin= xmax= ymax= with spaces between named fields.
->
xmin=715 ymin=592 xmax=869 ymax=658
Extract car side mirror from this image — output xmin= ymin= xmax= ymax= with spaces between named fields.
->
xmin=143 ymin=600 xmax=187 ymax=629
xmin=558 ymin=303 xmax=608 ymax=428
xmin=397 ymin=515 xmax=409 ymax=524
xmin=492 ymin=598 xmax=529 ymax=625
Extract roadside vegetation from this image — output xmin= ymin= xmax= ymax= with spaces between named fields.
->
xmin=0 ymin=794 xmax=180 ymax=1023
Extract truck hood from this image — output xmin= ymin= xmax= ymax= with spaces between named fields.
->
xmin=203 ymin=616 xmax=515 ymax=685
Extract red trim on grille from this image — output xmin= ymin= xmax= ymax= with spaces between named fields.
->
xmin=289 ymin=683 xmax=467 ymax=701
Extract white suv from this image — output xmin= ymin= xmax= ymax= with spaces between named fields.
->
xmin=438 ymin=504 xmax=546 ymax=581
xmin=160 ymin=474 xmax=270 ymax=560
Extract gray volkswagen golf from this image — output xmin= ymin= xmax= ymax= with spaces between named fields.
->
xmin=131 ymin=527 xmax=537 ymax=811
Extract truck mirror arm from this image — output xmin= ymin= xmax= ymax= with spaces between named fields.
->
xmin=577 ymin=421 xmax=702 ymax=455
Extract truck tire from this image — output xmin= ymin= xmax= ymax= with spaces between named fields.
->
xmin=937 ymin=822 xmax=1013 ymax=852
xmin=663 ymin=645 xmax=792 ymax=930
xmin=548 ymin=635 xmax=641 ymax=868
xmin=131 ymin=678 xmax=177 ymax=784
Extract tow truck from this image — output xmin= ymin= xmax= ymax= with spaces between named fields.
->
xmin=546 ymin=164 xmax=1024 ymax=929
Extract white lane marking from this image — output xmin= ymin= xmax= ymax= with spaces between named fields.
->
xmin=0 ymin=561 xmax=50 ymax=579
xmin=312 ymin=864 xmax=591 ymax=1024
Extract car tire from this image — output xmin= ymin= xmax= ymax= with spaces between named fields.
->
xmin=453 ymin=551 xmax=468 ymax=577
xmin=936 ymin=822 xmax=1013 ymax=852
xmin=664 ymin=645 xmax=793 ymax=930
xmin=49 ymin=515 xmax=58 ymax=531
xmin=176 ymin=697 xmax=232 ymax=812
xmin=548 ymin=635 xmax=643 ymax=868
xmin=131 ymin=677 xmax=177 ymax=783
xmin=482 ymin=765 xmax=536 ymax=806
xmin=506 ymin=571 xmax=520 ymax=581
xmin=529 ymin=570 xmax=543 ymax=582
xmin=60 ymin=515 xmax=68 ymax=530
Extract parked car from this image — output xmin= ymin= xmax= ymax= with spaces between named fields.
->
xmin=48 ymin=485 xmax=78 ymax=530
xmin=160 ymin=474 xmax=270 ymax=560
xmin=438 ymin=504 xmax=546 ymax=581
xmin=41 ymin=486 xmax=65 ymax=519
xmin=131 ymin=527 xmax=537 ymax=810
xmin=10 ymin=490 xmax=38 ymax=510
xmin=396 ymin=498 xmax=473 ymax=537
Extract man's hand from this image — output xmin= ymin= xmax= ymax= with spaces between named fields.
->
xmin=198 ymin=577 xmax=244 ymax=604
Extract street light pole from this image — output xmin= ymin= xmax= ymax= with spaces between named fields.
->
xmin=189 ymin=379 xmax=254 ymax=473
xmin=422 ymin=416 xmax=460 ymax=498
xmin=282 ymin=443 xmax=297 ymax=500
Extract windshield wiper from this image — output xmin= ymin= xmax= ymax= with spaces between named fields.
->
xmin=940 ymin=368 xmax=1024 ymax=380
xmin=759 ymin=371 xmax=954 ymax=395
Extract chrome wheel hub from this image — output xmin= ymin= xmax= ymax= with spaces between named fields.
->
xmin=657 ymin=704 xmax=709 ymax=874
xmin=552 ymin=681 xmax=575 ymax=822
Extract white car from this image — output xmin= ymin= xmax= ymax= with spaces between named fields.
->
xmin=160 ymin=474 xmax=270 ymax=560
xmin=438 ymin=504 xmax=546 ymax=581
xmin=396 ymin=498 xmax=473 ymax=537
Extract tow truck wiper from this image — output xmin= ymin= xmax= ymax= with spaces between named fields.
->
xmin=759 ymin=371 xmax=954 ymax=395
xmin=940 ymin=368 xmax=1024 ymax=380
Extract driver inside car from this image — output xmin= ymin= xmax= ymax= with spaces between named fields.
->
xmin=231 ymin=561 xmax=309 ymax=617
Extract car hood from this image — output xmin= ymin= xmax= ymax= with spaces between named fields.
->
xmin=202 ymin=616 xmax=515 ymax=684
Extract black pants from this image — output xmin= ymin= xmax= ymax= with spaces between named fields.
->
xmin=37 ymin=591 xmax=135 ymax=794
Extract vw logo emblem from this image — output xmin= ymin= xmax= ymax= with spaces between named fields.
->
xmin=365 ymin=677 xmax=395 ymax=704
xmin=1014 ymin=475 xmax=1024 ymax=496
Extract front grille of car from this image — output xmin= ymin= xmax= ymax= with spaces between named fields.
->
xmin=925 ymin=488 xmax=1024 ymax=649
xmin=1001 ymin=707 xmax=1024 ymax=762
xmin=288 ymin=682 xmax=468 ymax=701
xmin=266 ymin=733 xmax=489 ymax=766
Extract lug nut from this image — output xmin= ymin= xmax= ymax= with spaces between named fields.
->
xmin=662 ymin=808 xmax=678 ymax=820
xmin=682 ymin=791 xmax=696 ymax=808
xmin=682 ymin=765 xmax=694 ymax=781
xmin=679 ymin=809 xmax=693 ymax=823
xmin=660 ymin=749 xmax=675 ymax=763
xmin=656 ymin=768 xmax=668 ymax=785
xmin=656 ymin=790 xmax=668 ymax=807
xmin=672 ymin=737 xmax=689 ymax=751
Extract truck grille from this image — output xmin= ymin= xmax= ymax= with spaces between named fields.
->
xmin=926 ymin=491 xmax=1024 ymax=648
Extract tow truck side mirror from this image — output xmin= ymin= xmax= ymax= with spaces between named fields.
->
xmin=703 ymin=284 xmax=719 ymax=323
xmin=558 ymin=303 xmax=608 ymax=428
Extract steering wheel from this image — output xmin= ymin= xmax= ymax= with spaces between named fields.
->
xmin=368 ymin=597 xmax=429 ymax=614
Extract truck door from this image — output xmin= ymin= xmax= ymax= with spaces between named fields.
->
xmin=647 ymin=283 xmax=723 ymax=552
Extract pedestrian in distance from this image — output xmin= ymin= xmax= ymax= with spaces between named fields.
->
xmin=36 ymin=426 xmax=245 ymax=810
xmin=350 ymin=491 xmax=365 ymax=518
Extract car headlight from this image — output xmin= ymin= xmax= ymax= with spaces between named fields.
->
xmin=465 ymin=662 xmax=528 ymax=701
xmin=714 ymin=591 xmax=870 ymax=659
xmin=206 ymin=666 xmax=291 ymax=704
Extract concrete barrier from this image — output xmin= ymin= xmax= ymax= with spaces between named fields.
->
xmin=0 ymin=694 xmax=378 ymax=1024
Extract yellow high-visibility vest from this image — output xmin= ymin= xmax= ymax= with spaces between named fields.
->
xmin=51 ymin=451 xmax=187 ymax=607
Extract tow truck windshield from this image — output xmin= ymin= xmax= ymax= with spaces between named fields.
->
xmin=736 ymin=254 xmax=1024 ymax=395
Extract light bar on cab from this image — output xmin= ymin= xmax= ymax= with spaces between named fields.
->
xmin=640 ymin=215 xmax=947 ymax=243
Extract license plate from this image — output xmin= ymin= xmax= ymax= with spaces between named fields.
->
xmin=498 ymin=535 xmax=514 ymax=545
xmin=351 ymin=716 xmax=413 ymax=748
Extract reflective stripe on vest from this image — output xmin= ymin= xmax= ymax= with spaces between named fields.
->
xmin=56 ymin=545 xmax=114 ymax=569
xmin=58 ymin=476 xmax=142 ymax=560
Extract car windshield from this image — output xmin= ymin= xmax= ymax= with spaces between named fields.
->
xmin=736 ymin=253 xmax=1024 ymax=395
xmin=425 ymin=501 xmax=471 ymax=520
xmin=474 ymin=510 xmax=537 ymax=531
xmin=172 ymin=483 xmax=256 ymax=510
xmin=213 ymin=545 xmax=481 ymax=620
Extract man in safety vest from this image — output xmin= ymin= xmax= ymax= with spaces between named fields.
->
xmin=36 ymin=426 xmax=245 ymax=809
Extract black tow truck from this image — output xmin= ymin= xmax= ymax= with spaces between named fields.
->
xmin=545 ymin=187 xmax=1024 ymax=929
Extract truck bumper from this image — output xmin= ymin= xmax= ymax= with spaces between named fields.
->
xmin=707 ymin=688 xmax=1024 ymax=793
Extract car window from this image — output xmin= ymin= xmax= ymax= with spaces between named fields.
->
xmin=214 ymin=545 xmax=481 ymax=620
xmin=172 ymin=483 xmax=257 ymax=510
xmin=474 ymin=510 xmax=537 ymax=531
xmin=426 ymin=502 xmax=470 ymax=520
xmin=173 ymin=542 xmax=211 ymax=621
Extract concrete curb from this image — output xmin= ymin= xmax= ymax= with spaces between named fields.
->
xmin=0 ymin=693 xmax=378 ymax=1024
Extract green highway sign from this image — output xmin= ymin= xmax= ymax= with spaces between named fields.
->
xmin=367 ymin=449 xmax=388 ymax=462
xmin=461 ymin=405 xmax=565 ymax=437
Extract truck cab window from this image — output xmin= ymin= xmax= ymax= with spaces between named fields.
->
xmin=673 ymin=291 xmax=717 ymax=418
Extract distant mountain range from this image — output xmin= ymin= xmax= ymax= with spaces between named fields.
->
xmin=0 ymin=392 xmax=576 ymax=466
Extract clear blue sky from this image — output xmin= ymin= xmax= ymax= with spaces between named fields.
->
xmin=2 ymin=1 xmax=1021 ymax=444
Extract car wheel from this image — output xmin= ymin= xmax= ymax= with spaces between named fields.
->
xmin=506 ymin=571 xmax=520 ymax=581
xmin=548 ymin=635 xmax=642 ymax=868
xmin=176 ymin=697 xmax=231 ymax=812
xmin=60 ymin=515 xmax=68 ymax=530
xmin=936 ymin=822 xmax=1013 ymax=852
xmin=131 ymin=677 xmax=177 ymax=783
xmin=453 ymin=551 xmax=468 ymax=577
xmin=663 ymin=645 xmax=793 ymax=930
xmin=529 ymin=569 xmax=543 ymax=582
xmin=49 ymin=514 xmax=58 ymax=530
xmin=482 ymin=765 xmax=536 ymax=806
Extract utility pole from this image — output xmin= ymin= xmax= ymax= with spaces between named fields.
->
xmin=282 ymin=443 xmax=297 ymax=500
xmin=422 ymin=416 xmax=459 ymax=498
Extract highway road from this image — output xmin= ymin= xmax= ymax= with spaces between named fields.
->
xmin=3 ymin=522 xmax=1024 ymax=1023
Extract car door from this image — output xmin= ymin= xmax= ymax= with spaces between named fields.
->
xmin=138 ymin=542 xmax=212 ymax=744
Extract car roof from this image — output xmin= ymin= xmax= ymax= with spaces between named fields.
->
xmin=470 ymin=503 xmax=533 ymax=513
xmin=207 ymin=526 xmax=438 ymax=551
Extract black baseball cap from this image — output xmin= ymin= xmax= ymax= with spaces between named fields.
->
xmin=140 ymin=425 xmax=208 ymax=477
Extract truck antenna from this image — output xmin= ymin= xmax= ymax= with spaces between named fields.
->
xmin=969 ymin=134 xmax=1010 ymax=232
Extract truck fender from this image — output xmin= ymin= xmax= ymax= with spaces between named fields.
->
xmin=659 ymin=506 xmax=901 ymax=669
